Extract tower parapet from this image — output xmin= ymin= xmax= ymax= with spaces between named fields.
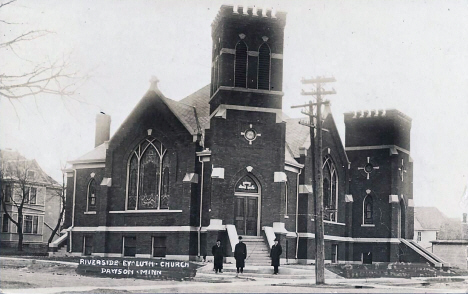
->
xmin=344 ymin=109 xmax=412 ymax=151
xmin=209 ymin=5 xmax=287 ymax=114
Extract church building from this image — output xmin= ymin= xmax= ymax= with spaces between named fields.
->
xmin=60 ymin=5 xmax=441 ymax=266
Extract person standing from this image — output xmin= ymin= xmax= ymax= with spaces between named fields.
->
xmin=212 ymin=239 xmax=224 ymax=273
xmin=270 ymin=238 xmax=282 ymax=275
xmin=234 ymin=236 xmax=247 ymax=274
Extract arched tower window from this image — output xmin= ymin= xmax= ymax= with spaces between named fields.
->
xmin=87 ymin=178 xmax=97 ymax=211
xmin=257 ymin=43 xmax=271 ymax=90
xmin=234 ymin=41 xmax=248 ymax=88
xmin=126 ymin=137 xmax=170 ymax=210
xmin=363 ymin=195 xmax=373 ymax=224
xmin=323 ymin=155 xmax=338 ymax=222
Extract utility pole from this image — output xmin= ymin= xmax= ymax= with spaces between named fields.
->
xmin=291 ymin=76 xmax=336 ymax=285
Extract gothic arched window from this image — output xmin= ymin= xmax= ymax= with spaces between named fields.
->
xmin=126 ymin=137 xmax=170 ymax=210
xmin=87 ymin=179 xmax=97 ymax=211
xmin=257 ymin=43 xmax=271 ymax=90
xmin=234 ymin=41 xmax=248 ymax=88
xmin=323 ymin=155 xmax=338 ymax=222
xmin=363 ymin=195 xmax=373 ymax=224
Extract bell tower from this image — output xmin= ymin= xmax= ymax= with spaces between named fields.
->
xmin=203 ymin=5 xmax=288 ymax=233
xmin=209 ymin=5 xmax=287 ymax=114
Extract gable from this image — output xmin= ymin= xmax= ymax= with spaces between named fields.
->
xmin=109 ymin=88 xmax=201 ymax=149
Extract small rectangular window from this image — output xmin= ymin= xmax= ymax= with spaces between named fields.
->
xmin=4 ymin=185 xmax=12 ymax=203
xmin=32 ymin=216 xmax=38 ymax=234
xmin=24 ymin=187 xmax=30 ymax=204
xmin=24 ymin=215 xmax=33 ymax=234
xmin=27 ymin=171 xmax=35 ymax=179
xmin=2 ymin=214 xmax=9 ymax=232
xmin=417 ymin=231 xmax=422 ymax=241
xmin=123 ymin=236 xmax=136 ymax=257
xmin=30 ymin=187 xmax=37 ymax=205
xmin=152 ymin=236 xmax=167 ymax=257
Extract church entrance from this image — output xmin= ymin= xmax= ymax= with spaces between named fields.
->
xmin=234 ymin=196 xmax=258 ymax=236
xmin=234 ymin=174 xmax=261 ymax=236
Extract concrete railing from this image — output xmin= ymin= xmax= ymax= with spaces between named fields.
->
xmin=226 ymin=224 xmax=238 ymax=253
xmin=263 ymin=226 xmax=276 ymax=249
xmin=48 ymin=229 xmax=69 ymax=251
xmin=400 ymin=239 xmax=443 ymax=268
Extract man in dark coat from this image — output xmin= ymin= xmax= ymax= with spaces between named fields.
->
xmin=234 ymin=236 xmax=247 ymax=274
xmin=270 ymin=238 xmax=282 ymax=275
xmin=211 ymin=240 xmax=224 ymax=273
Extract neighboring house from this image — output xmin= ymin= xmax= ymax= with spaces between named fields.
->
xmin=413 ymin=207 xmax=449 ymax=250
xmin=61 ymin=5 xmax=434 ymax=265
xmin=0 ymin=149 xmax=62 ymax=246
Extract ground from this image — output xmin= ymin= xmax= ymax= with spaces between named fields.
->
xmin=1 ymin=257 xmax=468 ymax=293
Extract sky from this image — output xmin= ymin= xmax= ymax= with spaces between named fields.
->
xmin=1 ymin=0 xmax=468 ymax=219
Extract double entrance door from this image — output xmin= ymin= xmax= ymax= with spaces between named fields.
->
xmin=234 ymin=196 xmax=258 ymax=236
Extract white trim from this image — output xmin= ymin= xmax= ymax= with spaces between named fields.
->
xmin=109 ymin=210 xmax=182 ymax=214
xmin=215 ymin=85 xmax=284 ymax=97
xmin=285 ymin=163 xmax=302 ymax=173
xmin=271 ymin=53 xmax=283 ymax=59
xmin=92 ymin=253 xmax=122 ymax=258
xmin=135 ymin=254 xmax=151 ymax=258
xmin=296 ymin=233 xmax=401 ymax=243
xmin=361 ymin=224 xmax=375 ymax=227
xmin=220 ymin=48 xmax=235 ymax=55
xmin=84 ymin=211 xmax=97 ymax=215
xmin=345 ymin=145 xmax=410 ymax=155
xmin=73 ymin=163 xmax=106 ymax=169
xmin=166 ymin=255 xmax=190 ymax=261
xmin=72 ymin=226 xmax=198 ymax=232
xmin=209 ymin=104 xmax=284 ymax=123
xmin=324 ymin=220 xmax=346 ymax=226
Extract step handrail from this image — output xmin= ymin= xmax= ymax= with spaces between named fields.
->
xmin=48 ymin=228 xmax=69 ymax=249
xmin=400 ymin=239 xmax=442 ymax=267
xmin=409 ymin=240 xmax=446 ymax=264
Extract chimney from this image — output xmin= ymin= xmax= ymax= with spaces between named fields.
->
xmin=463 ymin=213 xmax=467 ymax=223
xmin=95 ymin=112 xmax=111 ymax=147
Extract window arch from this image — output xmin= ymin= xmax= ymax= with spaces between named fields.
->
xmin=126 ymin=137 xmax=170 ymax=210
xmin=322 ymin=155 xmax=338 ymax=221
xmin=363 ymin=195 xmax=373 ymax=224
xmin=234 ymin=41 xmax=248 ymax=88
xmin=257 ymin=43 xmax=271 ymax=90
xmin=87 ymin=179 xmax=97 ymax=211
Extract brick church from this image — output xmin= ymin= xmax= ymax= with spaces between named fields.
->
xmin=60 ymin=5 xmax=441 ymax=266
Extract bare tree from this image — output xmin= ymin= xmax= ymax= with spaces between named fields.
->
xmin=47 ymin=168 xmax=66 ymax=245
xmin=0 ymin=0 xmax=84 ymax=102
xmin=0 ymin=154 xmax=35 ymax=251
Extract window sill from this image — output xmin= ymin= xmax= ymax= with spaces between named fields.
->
xmin=84 ymin=211 xmax=97 ymax=215
xmin=109 ymin=210 xmax=182 ymax=214
xmin=361 ymin=224 xmax=375 ymax=227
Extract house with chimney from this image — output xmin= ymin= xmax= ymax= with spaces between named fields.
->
xmin=55 ymin=5 xmax=444 ymax=266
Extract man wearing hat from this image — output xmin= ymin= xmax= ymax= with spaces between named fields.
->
xmin=270 ymin=238 xmax=282 ymax=275
xmin=234 ymin=236 xmax=247 ymax=274
xmin=212 ymin=239 xmax=224 ymax=273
